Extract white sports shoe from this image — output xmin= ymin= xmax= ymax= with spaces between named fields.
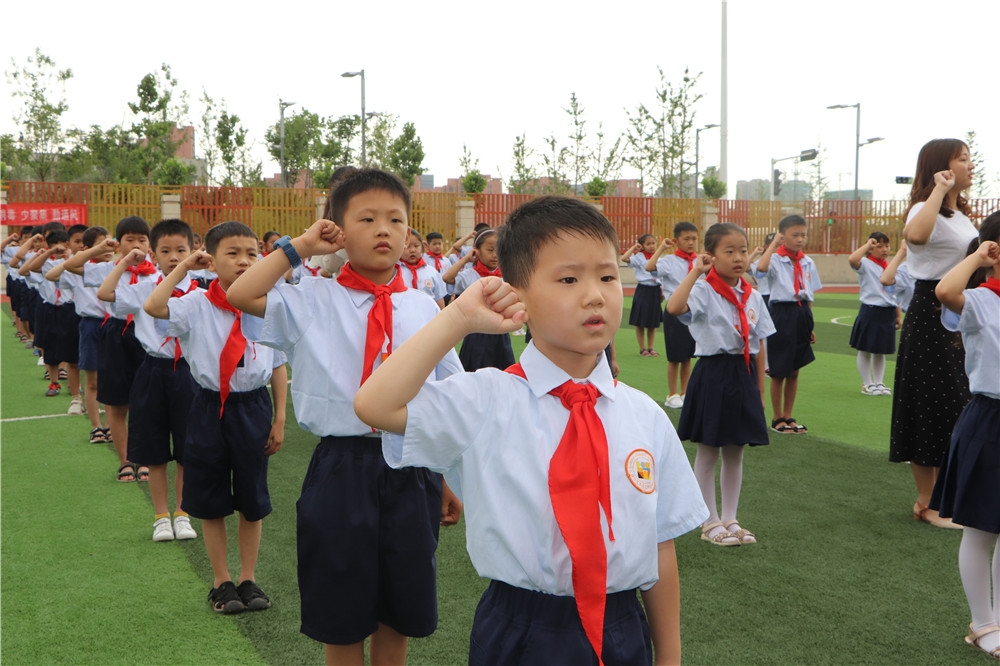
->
xmin=152 ymin=517 xmax=175 ymax=542
xmin=173 ymin=515 xmax=197 ymax=540
xmin=36 ymin=356 xmax=46 ymax=366
xmin=873 ymin=383 xmax=892 ymax=395
xmin=663 ymin=394 xmax=684 ymax=409
xmin=67 ymin=398 xmax=84 ymax=415
xmin=861 ymin=385 xmax=877 ymax=395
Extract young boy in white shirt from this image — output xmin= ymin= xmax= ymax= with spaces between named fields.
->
xmin=144 ymin=221 xmax=288 ymax=615
xmin=355 ymin=195 xmax=708 ymax=665
xmin=227 ymin=169 xmax=463 ymax=664
xmin=98 ymin=219 xmax=201 ymax=542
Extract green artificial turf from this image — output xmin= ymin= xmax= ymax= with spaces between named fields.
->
xmin=2 ymin=296 xmax=985 ymax=665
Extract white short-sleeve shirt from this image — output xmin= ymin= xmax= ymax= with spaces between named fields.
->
xmin=628 ymin=254 xmax=658 ymax=286
xmin=853 ymin=258 xmax=895 ymax=307
xmin=166 ymin=291 xmax=285 ymax=392
xmin=942 ymin=288 xmax=1000 ymax=399
xmin=453 ymin=264 xmax=484 ymax=296
xmin=678 ymin=279 xmax=775 ymax=356
xmin=894 ymin=263 xmax=915 ymax=313
xmin=398 ymin=262 xmax=446 ymax=302
xmin=653 ymin=254 xmax=693 ymax=299
xmin=116 ymin=274 xmax=203 ymax=358
xmin=385 ymin=342 xmax=708 ymax=595
xmin=905 ymin=202 xmax=978 ymax=280
xmin=241 ymin=274 xmax=462 ymax=437
xmin=766 ymin=253 xmax=822 ymax=303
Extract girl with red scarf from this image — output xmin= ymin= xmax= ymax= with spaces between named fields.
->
xmin=621 ymin=234 xmax=663 ymax=356
xmin=667 ymin=223 xmax=775 ymax=547
xmin=444 ymin=228 xmax=514 ymax=370
xmin=930 ymin=216 xmax=1000 ymax=660
xmin=847 ymin=232 xmax=899 ymax=396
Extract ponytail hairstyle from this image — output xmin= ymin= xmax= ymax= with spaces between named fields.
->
xmin=704 ymin=223 xmax=748 ymax=253
xmin=966 ymin=211 xmax=1000 ymax=288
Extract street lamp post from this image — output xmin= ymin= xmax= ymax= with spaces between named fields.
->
xmin=694 ymin=123 xmax=720 ymax=198
xmin=342 ymin=70 xmax=366 ymax=166
xmin=827 ymin=103 xmax=883 ymax=200
xmin=278 ymin=99 xmax=295 ymax=188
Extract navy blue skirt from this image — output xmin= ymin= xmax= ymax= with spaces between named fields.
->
xmin=662 ymin=311 xmax=695 ymax=362
xmin=929 ymin=395 xmax=1000 ymax=533
xmin=678 ymin=354 xmax=769 ymax=447
xmin=629 ymin=283 xmax=663 ymax=329
xmin=849 ymin=304 xmax=896 ymax=354
xmin=459 ymin=332 xmax=514 ymax=372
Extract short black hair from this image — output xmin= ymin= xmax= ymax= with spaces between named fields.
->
xmin=45 ymin=230 xmax=69 ymax=246
xmin=42 ymin=221 xmax=66 ymax=236
xmin=204 ymin=221 xmax=257 ymax=255
xmin=497 ymin=195 xmax=618 ymax=288
xmin=115 ymin=215 xmax=150 ymax=241
xmin=150 ymin=219 xmax=194 ymax=250
xmin=966 ymin=211 xmax=1000 ymax=289
xmin=778 ymin=214 xmax=807 ymax=233
xmin=704 ymin=223 xmax=747 ymax=253
xmin=408 ymin=229 xmax=423 ymax=242
xmin=262 ymin=230 xmax=280 ymax=243
xmin=425 ymin=232 xmax=443 ymax=242
xmin=868 ymin=231 xmax=890 ymax=245
xmin=67 ymin=224 xmax=88 ymax=238
xmin=474 ymin=223 xmax=490 ymax=234
xmin=637 ymin=233 xmax=654 ymax=245
xmin=21 ymin=226 xmax=34 ymax=237
xmin=327 ymin=168 xmax=410 ymax=227
xmin=673 ymin=221 xmax=698 ymax=237
xmin=82 ymin=227 xmax=110 ymax=248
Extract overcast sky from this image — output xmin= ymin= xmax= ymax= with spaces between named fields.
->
xmin=4 ymin=0 xmax=999 ymax=201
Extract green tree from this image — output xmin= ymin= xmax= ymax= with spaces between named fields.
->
xmin=701 ymin=167 xmax=726 ymax=199
xmin=365 ymin=114 xmax=398 ymax=171
xmin=564 ymin=92 xmax=590 ymax=191
xmin=155 ymin=157 xmax=196 ymax=186
xmin=541 ymin=133 xmax=571 ymax=194
xmin=5 ymin=48 xmax=73 ymax=182
xmin=128 ymin=64 xmax=189 ymax=185
xmin=264 ymin=109 xmax=324 ymax=186
xmin=458 ymin=144 xmax=486 ymax=193
xmin=584 ymin=177 xmax=608 ymax=197
xmin=386 ymin=122 xmax=425 ymax=187
xmin=624 ymin=109 xmax=655 ymax=196
xmin=508 ymin=133 xmax=538 ymax=194
xmin=965 ymin=130 xmax=989 ymax=198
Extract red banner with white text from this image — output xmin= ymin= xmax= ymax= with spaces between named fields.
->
xmin=1 ymin=203 xmax=88 ymax=226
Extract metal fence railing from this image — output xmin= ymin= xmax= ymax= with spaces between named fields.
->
xmin=4 ymin=181 xmax=997 ymax=255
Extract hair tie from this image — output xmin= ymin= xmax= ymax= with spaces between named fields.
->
xmin=474 ymin=228 xmax=496 ymax=247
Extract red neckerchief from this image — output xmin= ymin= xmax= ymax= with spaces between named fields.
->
xmin=472 ymin=261 xmax=501 ymax=278
xmin=866 ymin=255 xmax=888 ymax=270
xmin=705 ymin=267 xmax=753 ymax=371
xmin=119 ymin=259 xmax=157 ymax=332
xmin=641 ymin=250 xmax=653 ymax=261
xmin=978 ymin=276 xmax=1000 ymax=298
xmin=205 ymin=279 xmax=245 ymax=417
xmin=156 ymin=275 xmax=199 ymax=370
xmin=675 ymin=249 xmax=698 ymax=272
xmin=336 ymin=263 xmax=407 ymax=386
xmin=402 ymin=257 xmax=427 ymax=288
xmin=427 ymin=252 xmax=445 ymax=272
xmin=505 ymin=362 xmax=614 ymax=666
xmin=304 ymin=264 xmax=321 ymax=277
xmin=775 ymin=246 xmax=804 ymax=305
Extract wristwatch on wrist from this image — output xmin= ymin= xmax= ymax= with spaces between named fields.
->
xmin=273 ymin=235 xmax=302 ymax=268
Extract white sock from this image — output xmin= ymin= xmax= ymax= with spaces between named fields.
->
xmin=959 ymin=528 xmax=1000 ymax=652
xmin=856 ymin=351 xmax=872 ymax=386
xmin=719 ymin=445 xmax=745 ymax=526
xmin=871 ymin=354 xmax=886 ymax=386
xmin=693 ymin=445 xmax=721 ymax=526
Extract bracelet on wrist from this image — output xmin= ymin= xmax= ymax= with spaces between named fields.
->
xmin=273 ymin=235 xmax=302 ymax=268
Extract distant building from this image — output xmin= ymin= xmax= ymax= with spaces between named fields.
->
xmin=736 ymin=179 xmax=772 ymax=201
xmin=412 ymin=174 xmax=503 ymax=194
xmin=824 ymin=189 xmax=873 ymax=201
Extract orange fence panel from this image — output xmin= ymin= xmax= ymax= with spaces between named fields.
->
xmin=474 ymin=193 xmax=532 ymax=230
xmin=181 ymin=186 xmax=254 ymax=237
xmin=87 ymin=184 xmax=163 ymax=231
xmin=411 ymin=192 xmax=460 ymax=240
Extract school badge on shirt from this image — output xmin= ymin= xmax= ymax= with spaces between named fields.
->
xmin=748 ymin=307 xmax=758 ymax=325
xmin=625 ymin=449 xmax=655 ymax=494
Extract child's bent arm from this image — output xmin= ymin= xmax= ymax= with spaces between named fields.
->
xmin=666 ymin=261 xmax=703 ymax=316
xmin=848 ymin=239 xmax=873 ymax=270
xmin=755 ymin=234 xmax=782 ymax=274
xmin=355 ymin=278 xmax=525 ymax=434
xmin=936 ymin=241 xmax=999 ymax=313
xmin=442 ymin=254 xmax=470 ymax=285
xmin=641 ymin=540 xmax=681 ymax=666
xmin=880 ymin=242 xmax=907 ymax=286
xmin=145 ymin=257 xmax=198 ymax=319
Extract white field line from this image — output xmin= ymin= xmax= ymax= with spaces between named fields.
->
xmin=831 ymin=316 xmax=854 ymax=327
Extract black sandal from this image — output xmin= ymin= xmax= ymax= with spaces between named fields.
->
xmin=136 ymin=466 xmax=150 ymax=482
xmin=237 ymin=580 xmax=271 ymax=611
xmin=208 ymin=581 xmax=245 ymax=615
xmin=770 ymin=418 xmax=794 ymax=434
xmin=786 ymin=418 xmax=808 ymax=434
xmin=117 ymin=462 xmax=136 ymax=482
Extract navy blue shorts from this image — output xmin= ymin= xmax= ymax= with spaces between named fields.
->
xmin=77 ymin=316 xmax=103 ymax=371
xmin=35 ymin=299 xmax=56 ymax=350
xmin=767 ymin=301 xmax=815 ymax=378
xmin=44 ymin=303 xmax=80 ymax=365
xmin=469 ymin=581 xmax=652 ymax=666
xmin=181 ymin=386 xmax=273 ymax=522
xmin=20 ymin=287 xmax=38 ymax=328
xmin=298 ymin=436 xmax=442 ymax=645
xmin=662 ymin=311 xmax=695 ymax=363
xmin=96 ymin=317 xmax=146 ymax=406
xmin=8 ymin=277 xmax=21 ymax=315
xmin=127 ymin=356 xmax=197 ymax=466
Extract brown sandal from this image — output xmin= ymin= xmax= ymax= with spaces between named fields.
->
xmin=700 ymin=521 xmax=739 ymax=547
xmin=965 ymin=624 xmax=1000 ymax=660
xmin=724 ymin=521 xmax=757 ymax=544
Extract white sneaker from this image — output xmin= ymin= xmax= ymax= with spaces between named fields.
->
xmin=152 ymin=517 xmax=175 ymax=542
xmin=36 ymin=356 xmax=46 ymax=366
xmin=67 ymin=398 xmax=84 ymax=415
xmin=861 ymin=385 xmax=877 ymax=395
xmin=173 ymin=515 xmax=197 ymax=540
xmin=678 ymin=394 xmax=686 ymax=406
xmin=664 ymin=394 xmax=684 ymax=409
xmin=873 ymin=383 xmax=892 ymax=395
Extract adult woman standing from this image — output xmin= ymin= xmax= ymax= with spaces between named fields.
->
xmin=890 ymin=138 xmax=978 ymax=528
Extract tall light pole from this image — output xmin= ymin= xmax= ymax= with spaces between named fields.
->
xmin=342 ymin=70 xmax=366 ymax=166
xmin=694 ymin=123 xmax=720 ymax=198
xmin=827 ymin=103 xmax=883 ymax=200
xmin=279 ymin=99 xmax=295 ymax=188
xmin=720 ymin=1 xmax=728 ymax=191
